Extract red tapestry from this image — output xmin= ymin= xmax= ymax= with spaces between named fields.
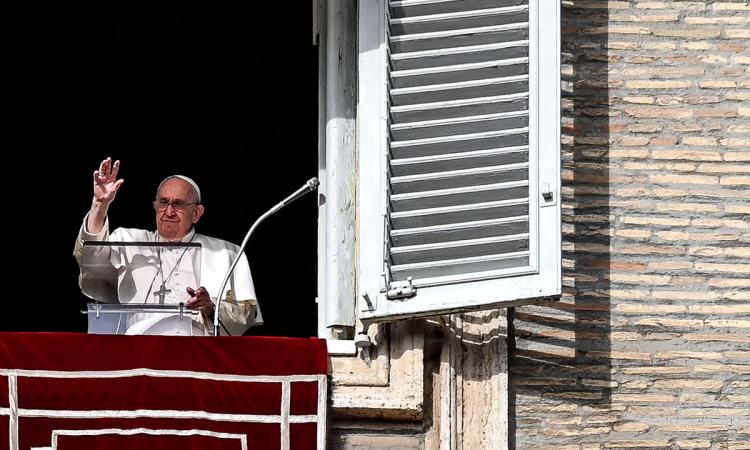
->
xmin=0 ymin=332 xmax=328 ymax=450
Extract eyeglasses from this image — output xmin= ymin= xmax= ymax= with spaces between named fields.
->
xmin=153 ymin=199 xmax=199 ymax=212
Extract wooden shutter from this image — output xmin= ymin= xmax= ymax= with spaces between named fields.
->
xmin=358 ymin=0 xmax=560 ymax=320
xmin=388 ymin=0 xmax=532 ymax=285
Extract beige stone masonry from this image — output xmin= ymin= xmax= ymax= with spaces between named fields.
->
xmin=652 ymin=150 xmax=722 ymax=161
xmin=653 ymin=379 xmax=724 ymax=390
xmin=612 ymin=13 xmax=679 ymax=22
xmin=633 ymin=318 xmax=704 ymax=328
xmin=726 ymin=29 xmax=750 ymax=38
xmin=699 ymin=80 xmax=738 ymax=89
xmin=720 ymin=138 xmax=750 ymax=147
xmin=689 ymin=305 xmax=750 ymax=314
xmin=661 ymin=424 xmax=730 ymax=432
xmin=681 ymin=408 xmax=749 ymax=417
xmin=624 ymin=107 xmax=693 ymax=118
xmin=616 ymin=304 xmax=685 ymax=313
xmin=684 ymin=334 xmax=750 ymax=343
xmin=713 ymin=3 xmax=750 ymax=11
xmin=679 ymin=394 xmax=716 ymax=403
xmin=604 ymin=440 xmax=670 ymax=448
xmin=627 ymin=406 xmax=678 ymax=415
xmin=510 ymin=3 xmax=749 ymax=449
xmin=694 ymin=364 xmax=750 ymax=373
xmin=570 ymin=1 xmax=629 ymax=9
xmin=704 ymin=320 xmax=750 ymax=328
xmin=709 ymin=278 xmax=750 ymax=287
xmin=696 ymin=164 xmax=750 ymax=174
xmin=682 ymin=136 xmax=718 ymax=146
xmin=687 ymin=16 xmax=750 ymax=24
xmin=675 ymin=440 xmax=712 ymax=449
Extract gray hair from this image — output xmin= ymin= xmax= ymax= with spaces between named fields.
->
xmin=157 ymin=175 xmax=202 ymax=203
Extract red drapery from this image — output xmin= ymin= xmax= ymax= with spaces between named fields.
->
xmin=0 ymin=332 xmax=328 ymax=450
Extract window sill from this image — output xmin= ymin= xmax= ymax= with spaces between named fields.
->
xmin=326 ymin=339 xmax=357 ymax=356
xmin=328 ymin=321 xmax=424 ymax=420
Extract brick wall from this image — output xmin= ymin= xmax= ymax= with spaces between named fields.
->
xmin=511 ymin=1 xmax=749 ymax=449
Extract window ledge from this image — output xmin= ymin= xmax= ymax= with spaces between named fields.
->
xmin=327 ymin=339 xmax=357 ymax=356
xmin=329 ymin=321 xmax=424 ymax=420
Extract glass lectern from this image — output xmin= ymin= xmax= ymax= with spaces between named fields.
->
xmin=80 ymin=241 xmax=203 ymax=335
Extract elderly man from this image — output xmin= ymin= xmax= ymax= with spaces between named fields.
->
xmin=74 ymin=157 xmax=261 ymax=335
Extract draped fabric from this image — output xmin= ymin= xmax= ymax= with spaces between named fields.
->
xmin=0 ymin=333 xmax=328 ymax=450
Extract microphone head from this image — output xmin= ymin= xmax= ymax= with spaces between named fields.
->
xmin=307 ymin=177 xmax=320 ymax=190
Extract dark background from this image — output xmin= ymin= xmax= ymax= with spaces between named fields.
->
xmin=9 ymin=2 xmax=319 ymax=336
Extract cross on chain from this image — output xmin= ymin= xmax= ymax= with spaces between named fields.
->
xmin=152 ymin=243 xmax=192 ymax=304
xmin=154 ymin=283 xmax=172 ymax=304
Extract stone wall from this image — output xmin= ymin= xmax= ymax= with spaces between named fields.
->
xmin=511 ymin=1 xmax=749 ymax=449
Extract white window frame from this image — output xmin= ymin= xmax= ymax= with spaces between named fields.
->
xmin=357 ymin=0 xmax=561 ymax=321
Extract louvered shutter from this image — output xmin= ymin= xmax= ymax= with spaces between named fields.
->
xmin=358 ymin=0 xmax=560 ymax=320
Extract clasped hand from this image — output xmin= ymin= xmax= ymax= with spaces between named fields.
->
xmin=186 ymin=286 xmax=214 ymax=316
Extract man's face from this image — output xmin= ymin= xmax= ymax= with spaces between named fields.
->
xmin=154 ymin=178 xmax=205 ymax=241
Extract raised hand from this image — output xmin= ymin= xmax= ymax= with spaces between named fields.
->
xmin=93 ymin=157 xmax=124 ymax=206
xmin=86 ymin=157 xmax=125 ymax=234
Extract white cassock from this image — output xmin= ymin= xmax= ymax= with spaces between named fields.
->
xmin=74 ymin=215 xmax=262 ymax=336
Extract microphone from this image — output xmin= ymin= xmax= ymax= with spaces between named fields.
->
xmin=213 ymin=177 xmax=320 ymax=336
xmin=280 ymin=177 xmax=320 ymax=207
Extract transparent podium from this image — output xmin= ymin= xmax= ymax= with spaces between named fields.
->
xmin=80 ymin=240 xmax=204 ymax=336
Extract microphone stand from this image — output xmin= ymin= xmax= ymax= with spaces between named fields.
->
xmin=213 ymin=177 xmax=319 ymax=336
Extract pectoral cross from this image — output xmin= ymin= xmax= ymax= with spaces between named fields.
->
xmin=153 ymin=283 xmax=171 ymax=304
